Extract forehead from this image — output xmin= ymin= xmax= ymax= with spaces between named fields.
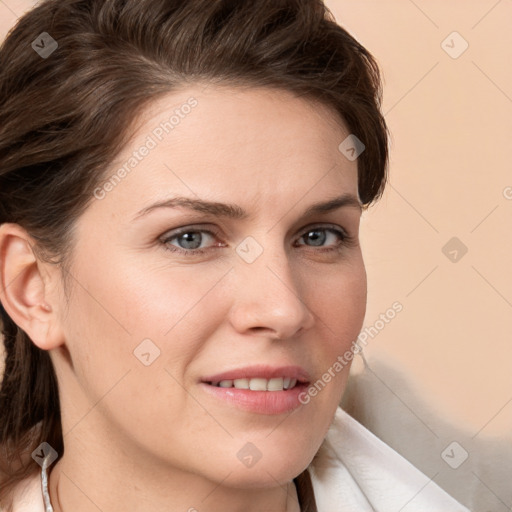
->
xmin=91 ymin=84 xmax=359 ymax=220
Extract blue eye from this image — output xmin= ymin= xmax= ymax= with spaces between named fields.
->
xmin=161 ymin=228 xmax=220 ymax=257
xmin=160 ymin=225 xmax=354 ymax=258
xmin=296 ymin=227 xmax=349 ymax=250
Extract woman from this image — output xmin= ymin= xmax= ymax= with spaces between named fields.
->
xmin=0 ymin=1 xmax=470 ymax=510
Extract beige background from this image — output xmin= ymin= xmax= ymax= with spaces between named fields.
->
xmin=1 ymin=1 xmax=511 ymax=510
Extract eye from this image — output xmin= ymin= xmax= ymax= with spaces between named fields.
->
xmin=160 ymin=226 xmax=222 ymax=257
xmin=295 ymin=225 xmax=353 ymax=253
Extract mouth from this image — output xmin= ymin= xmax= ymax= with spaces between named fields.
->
xmin=204 ymin=376 xmax=303 ymax=391
xmin=199 ymin=365 xmax=311 ymax=415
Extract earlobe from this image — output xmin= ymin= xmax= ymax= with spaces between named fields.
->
xmin=0 ymin=223 xmax=64 ymax=351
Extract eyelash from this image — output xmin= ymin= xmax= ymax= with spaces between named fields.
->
xmin=160 ymin=224 xmax=355 ymax=258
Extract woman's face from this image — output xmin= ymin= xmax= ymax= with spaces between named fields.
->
xmin=53 ymin=84 xmax=367 ymax=488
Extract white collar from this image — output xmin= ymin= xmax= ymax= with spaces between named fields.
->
xmin=308 ymin=407 xmax=471 ymax=511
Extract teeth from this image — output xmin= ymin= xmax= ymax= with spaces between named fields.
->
xmin=249 ymin=378 xmax=268 ymax=391
xmin=211 ymin=377 xmax=299 ymax=391
xmin=233 ymin=378 xmax=250 ymax=389
xmin=267 ymin=378 xmax=284 ymax=391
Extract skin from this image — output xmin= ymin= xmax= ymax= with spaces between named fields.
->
xmin=0 ymin=84 xmax=367 ymax=512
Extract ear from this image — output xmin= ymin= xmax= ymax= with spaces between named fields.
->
xmin=0 ymin=223 xmax=65 ymax=350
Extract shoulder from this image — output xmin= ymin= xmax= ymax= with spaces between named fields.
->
xmin=308 ymin=406 xmax=472 ymax=512
xmin=5 ymin=471 xmax=44 ymax=512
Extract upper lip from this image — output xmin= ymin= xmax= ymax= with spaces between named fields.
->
xmin=201 ymin=365 xmax=311 ymax=384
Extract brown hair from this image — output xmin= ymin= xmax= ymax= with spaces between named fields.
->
xmin=0 ymin=0 xmax=388 ymax=509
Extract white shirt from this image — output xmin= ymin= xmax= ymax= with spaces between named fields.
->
xmin=308 ymin=407 xmax=471 ymax=511
xmin=7 ymin=407 xmax=471 ymax=511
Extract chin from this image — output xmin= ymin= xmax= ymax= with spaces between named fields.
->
xmin=204 ymin=439 xmax=318 ymax=489
xmin=220 ymin=459 xmax=311 ymax=490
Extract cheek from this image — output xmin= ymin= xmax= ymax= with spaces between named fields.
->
xmin=301 ymin=260 xmax=366 ymax=407
xmin=308 ymin=259 xmax=367 ymax=348
xmin=116 ymin=261 xmax=232 ymax=350
xmin=69 ymin=258 xmax=233 ymax=393
xmin=57 ymin=258 xmax=223 ymax=447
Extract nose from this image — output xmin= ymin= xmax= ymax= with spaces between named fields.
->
xmin=227 ymin=244 xmax=316 ymax=340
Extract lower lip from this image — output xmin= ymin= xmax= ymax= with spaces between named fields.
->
xmin=199 ymin=382 xmax=308 ymax=415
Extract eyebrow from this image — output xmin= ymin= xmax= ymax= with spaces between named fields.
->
xmin=133 ymin=192 xmax=362 ymax=221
